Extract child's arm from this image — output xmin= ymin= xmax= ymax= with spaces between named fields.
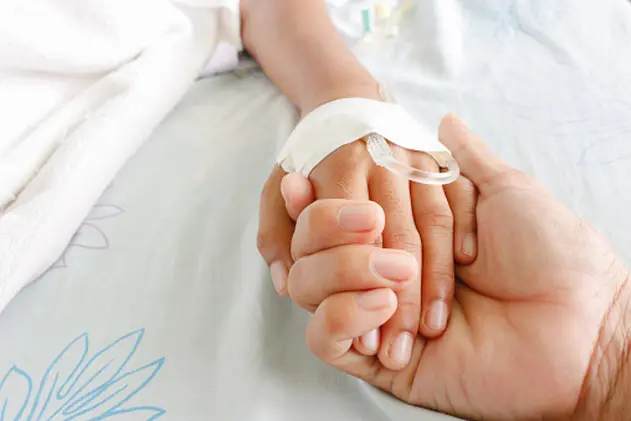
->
xmin=241 ymin=0 xmax=382 ymax=116
xmin=246 ymin=0 xmax=478 ymax=371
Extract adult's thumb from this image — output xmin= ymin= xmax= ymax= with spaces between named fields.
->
xmin=439 ymin=115 xmax=510 ymax=197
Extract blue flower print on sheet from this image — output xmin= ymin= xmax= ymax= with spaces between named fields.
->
xmin=0 ymin=329 xmax=165 ymax=421
xmin=53 ymin=204 xmax=124 ymax=269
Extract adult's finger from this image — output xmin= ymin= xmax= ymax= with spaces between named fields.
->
xmin=291 ymin=199 xmax=385 ymax=260
xmin=409 ymin=153 xmax=455 ymax=338
xmin=443 ymin=176 xmax=478 ymax=265
xmin=306 ymin=288 xmax=397 ymax=365
xmin=438 ymin=115 xmax=511 ymax=198
xmin=369 ymin=146 xmax=421 ymax=371
xmin=257 ymin=166 xmax=295 ymax=296
xmin=281 ymin=173 xmax=315 ymax=221
xmin=288 ymin=244 xmax=417 ymax=312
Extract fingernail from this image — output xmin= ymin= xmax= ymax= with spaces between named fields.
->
xmin=270 ymin=261 xmax=288 ymax=294
xmin=361 ymin=329 xmax=379 ymax=353
xmin=391 ymin=332 xmax=414 ymax=367
xmin=425 ymin=300 xmax=448 ymax=331
xmin=357 ymin=289 xmax=395 ymax=310
xmin=280 ymin=182 xmax=288 ymax=206
xmin=451 ymin=115 xmax=467 ymax=131
xmin=462 ymin=233 xmax=476 ymax=257
xmin=338 ymin=204 xmax=378 ymax=232
xmin=371 ymin=250 xmax=416 ymax=281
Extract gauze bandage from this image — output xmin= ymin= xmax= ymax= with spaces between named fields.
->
xmin=277 ymin=97 xmax=460 ymax=185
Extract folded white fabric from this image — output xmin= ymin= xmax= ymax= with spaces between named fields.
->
xmin=0 ymin=0 xmax=241 ymax=313
xmin=277 ymin=97 xmax=452 ymax=177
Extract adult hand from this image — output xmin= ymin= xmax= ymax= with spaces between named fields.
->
xmin=280 ymin=115 xmax=630 ymax=420
xmin=258 ymin=137 xmax=478 ymax=370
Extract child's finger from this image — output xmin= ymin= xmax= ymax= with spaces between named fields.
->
xmin=310 ymin=141 xmax=371 ymax=201
xmin=353 ymin=329 xmax=380 ymax=356
xmin=291 ymin=199 xmax=385 ymax=261
xmin=306 ymin=289 xmax=397 ymax=364
xmin=305 ymin=144 xmax=376 ymax=355
xmin=369 ymin=156 xmax=422 ymax=371
xmin=444 ymin=176 xmax=478 ymax=264
xmin=288 ymin=244 xmax=417 ymax=312
xmin=281 ymin=173 xmax=315 ymax=221
xmin=257 ymin=166 xmax=296 ymax=295
xmin=409 ymin=153 xmax=455 ymax=339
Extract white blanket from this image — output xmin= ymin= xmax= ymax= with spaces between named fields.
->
xmin=0 ymin=0 xmax=241 ymax=312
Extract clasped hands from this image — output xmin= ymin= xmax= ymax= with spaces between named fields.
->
xmin=257 ymin=115 xmax=629 ymax=420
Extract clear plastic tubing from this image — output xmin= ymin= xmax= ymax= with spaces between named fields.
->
xmin=365 ymin=133 xmax=460 ymax=185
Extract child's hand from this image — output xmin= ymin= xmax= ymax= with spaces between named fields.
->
xmin=282 ymin=195 xmax=416 ymax=362
xmin=258 ymin=118 xmax=478 ymax=370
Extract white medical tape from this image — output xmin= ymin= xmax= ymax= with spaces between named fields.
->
xmin=277 ymin=97 xmax=453 ymax=177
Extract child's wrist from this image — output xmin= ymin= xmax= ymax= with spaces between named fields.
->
xmin=298 ymin=76 xmax=384 ymax=118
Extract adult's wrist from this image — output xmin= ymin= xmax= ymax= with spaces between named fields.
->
xmin=574 ymin=271 xmax=631 ymax=420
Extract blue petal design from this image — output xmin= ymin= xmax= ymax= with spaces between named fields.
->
xmin=93 ymin=407 xmax=165 ymax=421
xmin=0 ymin=330 xmax=165 ymax=421
xmin=55 ymin=330 xmax=145 ymax=415
xmin=86 ymin=205 xmax=124 ymax=221
xmin=51 ymin=258 xmax=67 ymax=269
xmin=50 ymin=202 xmax=123 ymax=271
xmin=27 ymin=334 xmax=89 ymax=421
xmin=0 ymin=367 xmax=32 ymax=421
xmin=62 ymin=359 xmax=164 ymax=420
xmin=69 ymin=224 xmax=109 ymax=250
